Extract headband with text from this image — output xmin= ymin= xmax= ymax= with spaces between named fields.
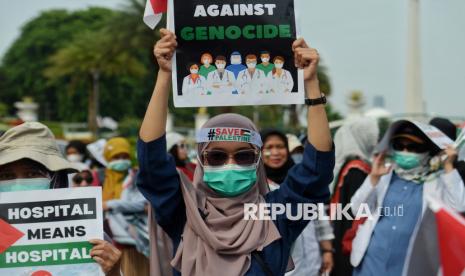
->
xmin=196 ymin=127 xmax=263 ymax=148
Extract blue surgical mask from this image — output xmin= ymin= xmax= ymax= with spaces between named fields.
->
xmin=108 ymin=159 xmax=131 ymax=172
xmin=291 ymin=153 xmax=304 ymax=164
xmin=0 ymin=178 xmax=51 ymax=193
xmin=203 ymin=164 xmax=257 ymax=197
xmin=392 ymin=151 xmax=428 ymax=170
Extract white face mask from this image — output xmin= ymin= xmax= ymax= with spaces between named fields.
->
xmin=190 ymin=69 xmax=199 ymax=74
xmin=247 ymin=62 xmax=257 ymax=69
xmin=261 ymin=57 xmax=270 ymax=63
xmin=216 ymin=63 xmax=226 ymax=70
xmin=67 ymin=154 xmax=83 ymax=163
xmin=0 ymin=178 xmax=51 ymax=192
xmin=202 ymin=59 xmax=211 ymax=65
xmin=274 ymin=63 xmax=283 ymax=69
xmin=231 ymin=57 xmax=241 ymax=65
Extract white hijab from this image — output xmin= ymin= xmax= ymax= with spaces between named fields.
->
xmin=331 ymin=118 xmax=379 ymax=193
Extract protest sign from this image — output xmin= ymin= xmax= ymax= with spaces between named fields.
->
xmin=0 ymin=187 xmax=104 ymax=275
xmin=168 ymin=0 xmax=304 ymax=107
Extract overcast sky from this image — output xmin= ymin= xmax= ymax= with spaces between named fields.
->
xmin=1 ymin=0 xmax=464 ymax=118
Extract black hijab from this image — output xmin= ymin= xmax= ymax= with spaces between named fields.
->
xmin=260 ymin=129 xmax=295 ymax=184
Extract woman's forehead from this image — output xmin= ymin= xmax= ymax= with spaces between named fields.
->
xmin=205 ymin=141 xmax=254 ymax=151
xmin=0 ymin=159 xmax=43 ymax=171
xmin=264 ymin=135 xmax=286 ymax=145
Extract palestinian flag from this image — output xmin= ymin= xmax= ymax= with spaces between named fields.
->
xmin=404 ymin=198 xmax=465 ymax=276
xmin=143 ymin=0 xmax=167 ymax=29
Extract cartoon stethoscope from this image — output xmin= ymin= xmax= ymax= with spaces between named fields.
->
xmin=271 ymin=70 xmax=290 ymax=81
xmin=212 ymin=70 xmax=233 ymax=83
xmin=242 ymin=70 xmax=263 ymax=82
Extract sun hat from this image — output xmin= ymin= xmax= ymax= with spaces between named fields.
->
xmin=0 ymin=122 xmax=78 ymax=173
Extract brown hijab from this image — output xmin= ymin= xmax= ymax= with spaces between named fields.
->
xmin=171 ymin=113 xmax=281 ymax=276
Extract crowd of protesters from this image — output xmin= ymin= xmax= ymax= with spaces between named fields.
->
xmin=1 ymin=28 xmax=465 ymax=276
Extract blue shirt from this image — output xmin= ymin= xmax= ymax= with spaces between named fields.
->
xmin=354 ymin=174 xmax=423 ymax=276
xmin=137 ymin=135 xmax=334 ymax=276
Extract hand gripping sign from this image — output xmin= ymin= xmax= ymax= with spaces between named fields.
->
xmin=0 ymin=187 xmax=104 ymax=275
xmin=168 ymin=0 xmax=304 ymax=107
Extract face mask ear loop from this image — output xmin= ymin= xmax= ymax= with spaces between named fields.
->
xmin=197 ymin=141 xmax=210 ymax=168
xmin=255 ymin=150 xmax=262 ymax=168
xmin=48 ymin=171 xmax=59 ymax=189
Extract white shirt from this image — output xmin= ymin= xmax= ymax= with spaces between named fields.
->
xmin=206 ymin=70 xmax=236 ymax=94
xmin=182 ymin=75 xmax=207 ymax=96
xmin=236 ymin=68 xmax=267 ymax=95
xmin=268 ymin=69 xmax=294 ymax=93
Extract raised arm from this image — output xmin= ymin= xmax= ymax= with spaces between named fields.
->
xmin=137 ymin=29 xmax=185 ymax=241
xmin=292 ymin=39 xmax=332 ymax=151
xmin=139 ymin=28 xmax=178 ymax=142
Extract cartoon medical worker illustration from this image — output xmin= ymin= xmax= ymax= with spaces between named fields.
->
xmin=206 ymin=56 xmax=236 ymax=95
xmin=256 ymin=51 xmax=274 ymax=76
xmin=268 ymin=56 xmax=294 ymax=93
xmin=199 ymin=53 xmax=216 ymax=78
xmin=226 ymin=51 xmax=247 ymax=79
xmin=182 ymin=63 xmax=207 ymax=96
xmin=226 ymin=51 xmax=246 ymax=94
xmin=236 ymin=54 xmax=266 ymax=95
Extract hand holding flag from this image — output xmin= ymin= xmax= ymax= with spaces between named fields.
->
xmin=143 ymin=0 xmax=167 ymax=29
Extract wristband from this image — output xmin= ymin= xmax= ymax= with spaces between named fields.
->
xmin=305 ymin=93 xmax=327 ymax=106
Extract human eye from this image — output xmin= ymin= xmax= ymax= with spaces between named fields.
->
xmin=25 ymin=170 xmax=47 ymax=178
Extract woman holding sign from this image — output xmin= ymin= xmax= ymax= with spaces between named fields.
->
xmin=137 ymin=28 xmax=334 ymax=276
xmin=0 ymin=122 xmax=123 ymax=276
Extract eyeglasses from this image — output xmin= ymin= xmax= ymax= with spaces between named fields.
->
xmin=202 ymin=149 xmax=260 ymax=167
xmin=392 ymin=140 xmax=427 ymax=153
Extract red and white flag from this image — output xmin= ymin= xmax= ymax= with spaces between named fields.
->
xmin=404 ymin=198 xmax=465 ymax=276
xmin=143 ymin=0 xmax=167 ymax=29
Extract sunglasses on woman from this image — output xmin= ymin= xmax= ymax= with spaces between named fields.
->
xmin=202 ymin=149 xmax=260 ymax=167
xmin=72 ymin=173 xmax=93 ymax=185
xmin=392 ymin=140 xmax=427 ymax=153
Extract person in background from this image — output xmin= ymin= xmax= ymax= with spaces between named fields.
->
xmin=351 ymin=120 xmax=465 ymax=276
xmin=72 ymin=169 xmax=94 ymax=187
xmin=329 ymin=118 xmax=379 ymax=276
xmin=286 ymin=133 xmax=304 ymax=164
xmin=0 ymin=122 xmax=122 ymax=275
xmin=262 ymin=129 xmax=335 ymax=276
xmin=101 ymin=137 xmax=150 ymax=276
xmin=166 ymin=132 xmax=196 ymax=181
xmin=102 ymin=137 xmax=132 ymax=201
xmin=429 ymin=117 xmax=465 ymax=181
xmin=66 ymin=140 xmax=91 ymax=170
xmin=86 ymin=139 xmax=108 ymax=186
